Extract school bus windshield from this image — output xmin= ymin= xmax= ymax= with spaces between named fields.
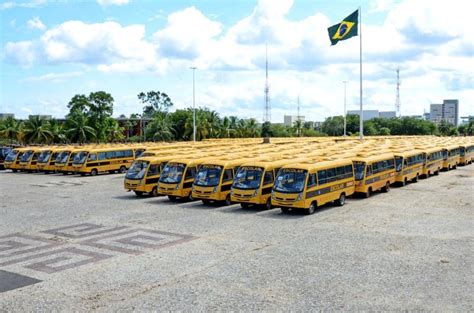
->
xmin=232 ymin=166 xmax=263 ymax=189
xmin=353 ymin=161 xmax=365 ymax=180
xmin=73 ymin=151 xmax=88 ymax=164
xmin=126 ymin=160 xmax=149 ymax=179
xmin=273 ymin=169 xmax=307 ymax=193
xmin=5 ymin=150 xmax=18 ymax=162
xmin=38 ymin=151 xmax=52 ymax=163
xmin=194 ymin=165 xmax=222 ymax=186
xmin=159 ymin=163 xmax=186 ymax=183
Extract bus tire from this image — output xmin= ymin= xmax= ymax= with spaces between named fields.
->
xmin=119 ymin=166 xmax=127 ymax=174
xmin=336 ymin=193 xmax=346 ymax=206
xmin=168 ymin=195 xmax=177 ymax=201
xmin=426 ymin=171 xmax=430 ymax=178
xmin=12 ymin=169 xmax=17 ymax=173
xmin=413 ymin=174 xmax=419 ymax=182
xmin=306 ymin=202 xmax=317 ymax=215
xmin=383 ymin=182 xmax=390 ymax=192
xmin=281 ymin=207 xmax=290 ymax=213
xmin=365 ymin=188 xmax=372 ymax=198
xmin=150 ymin=187 xmax=158 ymax=197
xmin=80 ymin=173 xmax=86 ymax=176
xmin=224 ymin=194 xmax=232 ymax=206
xmin=134 ymin=191 xmax=144 ymax=197
xmin=90 ymin=169 xmax=98 ymax=176
xmin=202 ymin=199 xmax=211 ymax=205
xmin=241 ymin=203 xmax=250 ymax=209
xmin=263 ymin=198 xmax=272 ymax=210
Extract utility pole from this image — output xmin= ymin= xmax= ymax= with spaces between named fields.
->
xmin=343 ymin=81 xmax=347 ymax=137
xmin=190 ymin=66 xmax=197 ymax=141
xmin=264 ymin=44 xmax=271 ymax=123
xmin=395 ymin=68 xmax=401 ymax=117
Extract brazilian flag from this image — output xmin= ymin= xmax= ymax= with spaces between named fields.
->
xmin=327 ymin=9 xmax=359 ymax=46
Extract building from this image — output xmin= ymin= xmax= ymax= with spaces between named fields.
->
xmin=430 ymin=99 xmax=459 ymax=126
xmin=379 ymin=111 xmax=397 ymax=119
xmin=346 ymin=110 xmax=379 ymax=121
xmin=28 ymin=115 xmax=52 ymax=120
xmin=0 ymin=113 xmax=15 ymax=120
xmin=460 ymin=115 xmax=474 ymax=125
xmin=283 ymin=115 xmax=305 ymax=126
xmin=423 ymin=112 xmax=430 ymax=120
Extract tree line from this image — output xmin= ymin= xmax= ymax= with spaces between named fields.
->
xmin=1 ymin=90 xmax=472 ymax=145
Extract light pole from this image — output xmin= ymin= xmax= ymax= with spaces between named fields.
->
xmin=343 ymin=81 xmax=347 ymax=137
xmin=190 ymin=66 xmax=197 ymax=142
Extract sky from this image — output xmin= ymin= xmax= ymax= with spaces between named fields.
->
xmin=1 ymin=0 xmax=473 ymax=123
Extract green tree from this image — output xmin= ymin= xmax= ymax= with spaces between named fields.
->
xmin=48 ymin=119 xmax=67 ymax=143
xmin=145 ymin=115 xmax=175 ymax=141
xmin=322 ymin=116 xmax=344 ymax=136
xmin=65 ymin=111 xmax=96 ymax=144
xmin=438 ymin=119 xmax=452 ymax=136
xmin=378 ymin=127 xmax=391 ymax=135
xmin=138 ymin=91 xmax=173 ymax=118
xmin=22 ymin=116 xmax=54 ymax=144
xmin=104 ymin=118 xmax=125 ymax=142
xmin=0 ymin=116 xmax=22 ymax=144
xmin=261 ymin=121 xmax=271 ymax=137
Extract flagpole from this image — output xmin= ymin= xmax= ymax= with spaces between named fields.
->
xmin=359 ymin=6 xmax=363 ymax=140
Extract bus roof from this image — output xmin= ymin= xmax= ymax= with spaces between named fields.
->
xmin=352 ymin=153 xmax=394 ymax=163
xmin=281 ymin=159 xmax=353 ymax=171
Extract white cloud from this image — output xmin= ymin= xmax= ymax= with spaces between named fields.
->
xmin=97 ymin=0 xmax=129 ymax=6
xmin=27 ymin=17 xmax=46 ymax=31
xmin=1 ymin=0 xmax=46 ymax=10
xmin=24 ymin=71 xmax=83 ymax=82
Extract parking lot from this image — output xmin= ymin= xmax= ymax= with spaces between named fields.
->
xmin=0 ymin=166 xmax=473 ymax=311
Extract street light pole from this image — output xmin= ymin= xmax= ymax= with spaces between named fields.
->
xmin=343 ymin=81 xmax=347 ymax=137
xmin=190 ymin=66 xmax=197 ymax=142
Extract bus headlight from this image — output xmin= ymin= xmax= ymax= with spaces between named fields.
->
xmin=212 ymin=186 xmax=218 ymax=193
xmin=296 ymin=193 xmax=303 ymax=201
xmin=252 ymin=190 xmax=258 ymax=197
xmin=271 ymin=191 xmax=276 ymax=199
xmin=175 ymin=184 xmax=180 ymax=190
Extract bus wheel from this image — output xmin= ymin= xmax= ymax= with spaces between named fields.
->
xmin=306 ymin=202 xmax=316 ymax=215
xmin=402 ymin=178 xmax=407 ymax=186
xmin=413 ymin=174 xmax=419 ymax=182
xmin=383 ymin=182 xmax=390 ymax=192
xmin=336 ymin=193 xmax=346 ymax=206
xmin=224 ymin=194 xmax=232 ymax=206
xmin=263 ymin=198 xmax=272 ymax=210
xmin=134 ymin=191 xmax=144 ymax=197
xmin=12 ymin=169 xmax=17 ymax=173
xmin=150 ymin=187 xmax=158 ymax=197
xmin=168 ymin=195 xmax=177 ymax=201
xmin=90 ymin=169 xmax=98 ymax=176
xmin=241 ymin=203 xmax=250 ymax=209
xmin=365 ymin=188 xmax=371 ymax=198
xmin=202 ymin=199 xmax=211 ymax=205
xmin=426 ymin=171 xmax=430 ymax=178
xmin=281 ymin=207 xmax=290 ymax=213
xmin=119 ymin=166 xmax=127 ymax=174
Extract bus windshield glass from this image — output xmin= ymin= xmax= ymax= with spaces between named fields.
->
xmin=126 ymin=160 xmax=149 ymax=179
xmin=194 ymin=165 xmax=222 ymax=186
xmin=353 ymin=161 xmax=366 ymax=181
xmin=395 ymin=156 xmax=403 ymax=172
xmin=159 ymin=163 xmax=186 ymax=184
xmin=73 ymin=152 xmax=88 ymax=164
xmin=273 ymin=169 xmax=307 ymax=193
xmin=56 ymin=152 xmax=70 ymax=163
xmin=232 ymin=166 xmax=263 ymax=189
xmin=5 ymin=150 xmax=18 ymax=162
xmin=20 ymin=151 xmax=33 ymax=162
xmin=38 ymin=151 xmax=51 ymax=163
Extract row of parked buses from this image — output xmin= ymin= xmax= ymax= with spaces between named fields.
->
xmin=121 ymin=137 xmax=474 ymax=215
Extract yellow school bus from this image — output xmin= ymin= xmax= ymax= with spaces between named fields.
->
xmin=459 ymin=144 xmax=474 ymax=165
xmin=192 ymin=158 xmax=262 ymax=206
xmin=3 ymin=147 xmax=30 ymax=172
xmin=72 ymin=147 xmax=135 ymax=176
xmin=124 ymin=156 xmax=173 ymax=196
xmin=442 ymin=145 xmax=460 ymax=171
xmin=422 ymin=147 xmax=443 ymax=177
xmin=55 ymin=148 xmax=81 ymax=174
xmin=394 ymin=150 xmax=424 ymax=186
xmin=231 ymin=158 xmax=306 ymax=209
xmin=37 ymin=147 xmax=62 ymax=173
xmin=272 ymin=159 xmax=355 ymax=215
xmin=158 ymin=157 xmax=212 ymax=201
xmin=352 ymin=153 xmax=396 ymax=197
xmin=18 ymin=147 xmax=42 ymax=172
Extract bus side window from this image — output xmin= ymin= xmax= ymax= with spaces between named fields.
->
xmin=403 ymin=159 xmax=408 ymax=167
xmin=223 ymin=169 xmax=233 ymax=182
xmin=148 ymin=164 xmax=160 ymax=176
xmin=106 ymin=151 xmax=114 ymax=159
xmin=263 ymin=170 xmax=274 ymax=185
xmin=185 ymin=167 xmax=196 ymax=180
xmin=307 ymin=173 xmax=317 ymax=188
xmin=98 ymin=152 xmax=106 ymax=160
xmin=318 ymin=170 xmax=327 ymax=185
xmin=366 ymin=165 xmax=373 ymax=176
xmin=88 ymin=154 xmax=97 ymax=161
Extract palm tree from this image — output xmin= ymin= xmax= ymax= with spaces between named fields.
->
xmin=65 ymin=111 xmax=96 ymax=144
xmin=145 ymin=115 xmax=174 ymax=142
xmin=48 ymin=119 xmax=67 ymax=143
xmin=245 ymin=118 xmax=260 ymax=137
xmin=0 ymin=116 xmax=21 ymax=144
xmin=293 ymin=119 xmax=303 ymax=137
xmin=104 ymin=118 xmax=125 ymax=142
xmin=22 ymin=116 xmax=54 ymax=144
xmin=206 ymin=110 xmax=221 ymax=138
